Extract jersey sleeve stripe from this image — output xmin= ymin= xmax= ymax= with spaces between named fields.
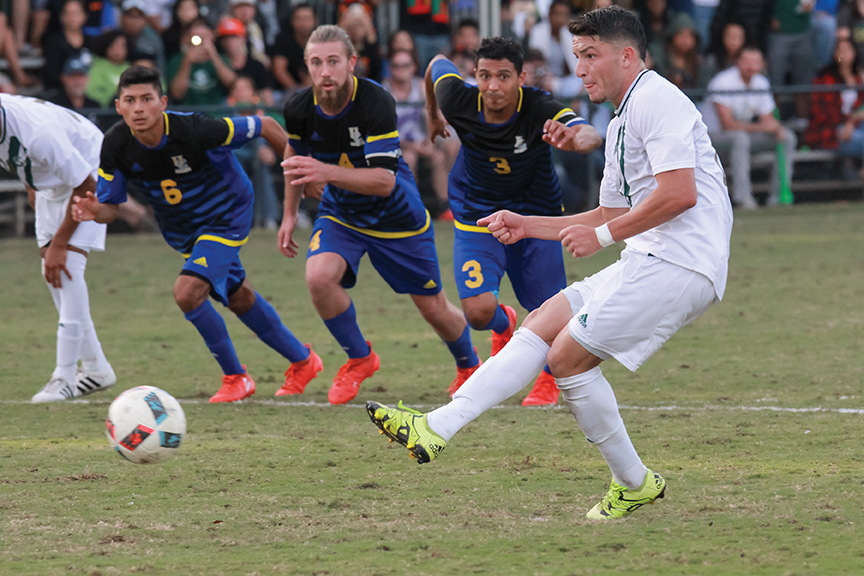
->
xmin=367 ymin=130 xmax=399 ymax=143
xmin=288 ymin=133 xmax=302 ymax=140
xmin=195 ymin=234 xmax=249 ymax=247
xmin=454 ymin=220 xmax=493 ymax=234
xmin=221 ymin=118 xmax=236 ymax=146
xmin=434 ymin=73 xmax=463 ymax=90
xmin=98 ymin=168 xmax=114 ymax=181
xmin=366 ymin=151 xmax=401 ymax=158
xmin=552 ymin=108 xmax=577 ymax=122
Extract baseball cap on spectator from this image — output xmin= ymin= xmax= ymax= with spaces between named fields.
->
xmin=217 ymin=17 xmax=246 ymax=37
xmin=121 ymin=0 xmax=148 ymax=13
xmin=62 ymin=56 xmax=90 ymax=75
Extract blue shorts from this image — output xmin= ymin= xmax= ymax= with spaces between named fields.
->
xmin=453 ymin=225 xmax=566 ymax=311
xmin=180 ymin=238 xmax=247 ymax=305
xmin=307 ymin=215 xmax=442 ymax=296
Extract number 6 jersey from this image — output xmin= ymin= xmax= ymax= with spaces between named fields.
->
xmin=96 ymin=112 xmax=262 ymax=254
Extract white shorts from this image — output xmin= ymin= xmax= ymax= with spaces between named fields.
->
xmin=35 ymin=193 xmax=106 ymax=252
xmin=563 ymin=249 xmax=717 ymax=372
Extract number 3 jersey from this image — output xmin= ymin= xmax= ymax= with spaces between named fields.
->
xmin=96 ymin=111 xmax=262 ymax=254
xmin=283 ymin=76 xmax=428 ymax=233
xmin=431 ymin=59 xmax=586 ymax=224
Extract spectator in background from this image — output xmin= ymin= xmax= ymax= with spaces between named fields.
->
xmin=218 ymin=16 xmax=273 ymax=105
xmin=271 ymin=2 xmax=315 ymax=93
xmin=87 ymin=30 xmax=130 ymax=108
xmin=708 ymin=0 xmax=773 ymax=54
xmin=0 ymin=9 xmax=35 ymax=87
xmin=703 ymin=19 xmax=748 ymax=73
xmin=382 ymin=48 xmax=450 ymax=217
xmin=692 ymin=0 xmax=720 ymax=50
xmin=702 ymin=46 xmax=797 ymax=209
xmin=400 ymin=0 xmax=450 ymax=70
xmin=46 ymin=55 xmax=99 ymax=111
xmin=837 ymin=0 xmax=864 ymax=65
xmin=197 ymin=0 xmax=229 ymax=29
xmin=382 ymin=28 xmax=417 ymax=78
xmin=163 ymin=0 xmax=200 ymax=61
xmin=166 ymin=19 xmax=236 ymax=106
xmin=636 ymin=0 xmax=672 ymax=61
xmin=812 ymin=0 xmax=841 ymax=69
xmin=768 ymin=0 xmax=815 ymax=125
xmin=227 ymin=75 xmax=282 ymax=229
xmin=339 ymin=4 xmax=382 ymax=81
xmin=528 ymin=0 xmax=583 ymax=98
xmin=33 ymin=0 xmax=117 ymax=50
xmin=452 ymin=18 xmax=481 ymax=54
xmin=119 ymin=0 xmax=165 ymax=72
xmin=654 ymin=12 xmax=712 ymax=90
xmin=805 ymin=38 xmax=864 ymax=177
xmin=228 ymin=0 xmax=267 ymax=67
xmin=256 ymin=0 xmax=281 ymax=49
xmin=41 ymin=0 xmax=91 ymax=92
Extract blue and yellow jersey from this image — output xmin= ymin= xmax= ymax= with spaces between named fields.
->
xmin=431 ymin=58 xmax=588 ymax=224
xmin=96 ymin=112 xmax=262 ymax=254
xmin=283 ymin=76 xmax=428 ymax=234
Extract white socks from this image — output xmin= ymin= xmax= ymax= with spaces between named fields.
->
xmin=43 ymin=251 xmax=107 ymax=382
xmin=556 ymin=367 xmax=647 ymax=489
xmin=427 ymin=328 xmax=549 ymax=441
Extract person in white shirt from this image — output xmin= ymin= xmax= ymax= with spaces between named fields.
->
xmin=528 ymin=0 xmax=584 ymax=98
xmin=702 ymin=45 xmax=797 ymax=209
xmin=0 ymin=95 xmax=116 ymax=402
xmin=366 ymin=5 xmax=733 ymax=521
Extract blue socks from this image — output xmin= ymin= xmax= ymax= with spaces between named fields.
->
xmin=323 ymin=302 xmax=370 ymax=359
xmin=482 ymin=305 xmax=511 ymax=334
xmin=184 ymin=300 xmax=244 ymax=375
xmin=444 ymin=325 xmax=479 ymax=368
xmin=238 ymin=293 xmax=309 ymax=363
xmin=542 ymin=364 xmax=552 ymax=376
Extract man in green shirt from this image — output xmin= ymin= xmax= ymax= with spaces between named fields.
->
xmin=166 ymin=19 xmax=236 ymax=106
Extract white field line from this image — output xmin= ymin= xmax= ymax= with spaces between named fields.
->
xmin=0 ymin=398 xmax=863 ymax=414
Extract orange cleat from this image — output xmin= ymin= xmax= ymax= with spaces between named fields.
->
xmin=448 ymin=355 xmax=482 ymax=397
xmin=522 ymin=371 xmax=559 ymax=406
xmin=490 ymin=304 xmax=518 ymax=356
xmin=438 ymin=208 xmax=454 ymax=221
xmin=276 ymin=345 xmax=324 ymax=396
xmin=210 ymin=367 xmax=256 ymax=403
xmin=328 ymin=342 xmax=380 ymax=405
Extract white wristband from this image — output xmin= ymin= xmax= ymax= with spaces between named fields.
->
xmin=595 ymin=223 xmax=615 ymax=248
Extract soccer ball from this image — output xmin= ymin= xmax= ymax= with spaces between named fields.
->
xmin=106 ymin=386 xmax=186 ymax=464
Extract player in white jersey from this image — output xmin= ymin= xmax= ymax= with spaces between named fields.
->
xmin=0 ymin=95 xmax=116 ymax=402
xmin=366 ymin=6 xmax=733 ymax=520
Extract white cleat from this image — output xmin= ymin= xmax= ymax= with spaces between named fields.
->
xmin=76 ymin=364 xmax=116 ymax=397
xmin=32 ymin=376 xmax=80 ymax=403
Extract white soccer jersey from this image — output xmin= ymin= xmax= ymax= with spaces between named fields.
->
xmin=599 ymin=70 xmax=733 ymax=300
xmin=0 ymin=95 xmax=103 ymax=201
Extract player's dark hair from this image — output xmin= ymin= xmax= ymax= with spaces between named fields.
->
xmin=569 ymin=5 xmax=648 ymax=61
xmin=117 ymin=65 xmax=164 ymax=98
xmin=475 ymin=37 xmax=524 ymax=74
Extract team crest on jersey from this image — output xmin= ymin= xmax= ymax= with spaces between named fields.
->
xmin=172 ymin=155 xmax=191 ymax=174
xmin=348 ymin=127 xmax=365 ymax=147
xmin=514 ymin=136 xmax=527 ymax=154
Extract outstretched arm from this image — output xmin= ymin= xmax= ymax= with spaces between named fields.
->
xmin=259 ymin=115 xmax=289 ymax=157
xmin=277 ymin=143 xmax=303 ymax=259
xmin=281 ymin=154 xmax=395 ymax=197
xmin=72 ymin=191 xmax=120 ymax=224
xmin=542 ymin=120 xmax=603 ymax=153
xmin=424 ymin=54 xmax=452 ymax=142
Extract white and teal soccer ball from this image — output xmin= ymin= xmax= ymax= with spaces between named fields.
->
xmin=106 ymin=386 xmax=186 ymax=464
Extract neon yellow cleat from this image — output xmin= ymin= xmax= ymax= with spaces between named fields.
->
xmin=586 ymin=470 xmax=666 ymax=520
xmin=365 ymin=400 xmax=447 ymax=464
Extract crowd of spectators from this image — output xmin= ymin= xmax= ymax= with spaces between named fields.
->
xmin=0 ymin=0 xmax=861 ymax=221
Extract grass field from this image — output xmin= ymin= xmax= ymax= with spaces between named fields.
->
xmin=2 ymin=204 xmax=864 ymax=576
